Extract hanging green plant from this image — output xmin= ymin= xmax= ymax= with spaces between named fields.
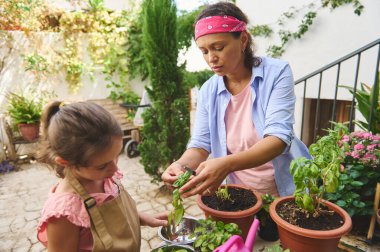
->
xmin=22 ymin=52 xmax=51 ymax=80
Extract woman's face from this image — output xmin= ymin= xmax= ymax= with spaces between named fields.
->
xmin=196 ymin=32 xmax=247 ymax=76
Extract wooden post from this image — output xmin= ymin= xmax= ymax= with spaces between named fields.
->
xmin=367 ymin=183 xmax=380 ymax=240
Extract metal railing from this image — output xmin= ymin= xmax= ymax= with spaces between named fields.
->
xmin=295 ymin=38 xmax=380 ymax=143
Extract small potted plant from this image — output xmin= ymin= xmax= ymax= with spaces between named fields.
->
xmin=256 ymin=194 xmax=279 ymax=241
xmin=197 ymin=183 xmax=262 ymax=239
xmin=269 ymin=123 xmax=352 ymax=252
xmin=5 ymin=90 xmax=51 ymax=141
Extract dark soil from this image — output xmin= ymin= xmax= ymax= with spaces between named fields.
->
xmin=276 ymin=200 xmax=344 ymax=230
xmin=201 ymin=187 xmax=257 ymax=212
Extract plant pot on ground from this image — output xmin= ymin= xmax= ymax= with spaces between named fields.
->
xmin=269 ymin=123 xmax=352 ymax=252
xmin=270 ymin=196 xmax=352 ymax=252
xmin=256 ymin=193 xmax=279 ymax=241
xmin=196 ymin=184 xmax=262 ymax=240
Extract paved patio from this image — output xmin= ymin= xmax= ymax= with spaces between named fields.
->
xmin=0 ymin=154 xmax=277 ymax=252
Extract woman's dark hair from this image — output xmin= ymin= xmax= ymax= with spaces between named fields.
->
xmin=38 ymin=101 xmax=123 ymax=178
xmin=195 ymin=2 xmax=261 ymax=68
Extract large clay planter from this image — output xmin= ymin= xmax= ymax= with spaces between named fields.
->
xmin=197 ymin=184 xmax=262 ymax=240
xmin=17 ymin=122 xmax=40 ymax=141
xmin=269 ymin=196 xmax=352 ymax=252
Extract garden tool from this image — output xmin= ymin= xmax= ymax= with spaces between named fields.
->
xmin=213 ymin=218 xmax=260 ymax=252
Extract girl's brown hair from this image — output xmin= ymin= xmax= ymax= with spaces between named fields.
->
xmin=195 ymin=2 xmax=261 ymax=68
xmin=38 ymin=101 xmax=123 ymax=178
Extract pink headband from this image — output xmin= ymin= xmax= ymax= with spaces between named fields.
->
xmin=194 ymin=15 xmax=247 ymax=40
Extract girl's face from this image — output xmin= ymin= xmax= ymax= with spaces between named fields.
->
xmin=196 ymin=32 xmax=247 ymax=76
xmin=74 ymin=136 xmax=123 ymax=182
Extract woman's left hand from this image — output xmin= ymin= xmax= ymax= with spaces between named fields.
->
xmin=179 ymin=157 xmax=231 ymax=198
xmin=139 ymin=212 xmax=169 ymax=227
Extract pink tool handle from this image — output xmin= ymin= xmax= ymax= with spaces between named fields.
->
xmin=245 ymin=218 xmax=260 ymax=250
xmin=213 ymin=219 xmax=260 ymax=252
xmin=213 ymin=235 xmax=247 ymax=252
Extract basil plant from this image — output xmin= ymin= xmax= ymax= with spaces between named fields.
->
xmin=290 ymin=123 xmax=348 ymax=216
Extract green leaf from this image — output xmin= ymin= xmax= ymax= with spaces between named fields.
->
xmin=302 ymin=194 xmax=314 ymax=213
xmin=174 ymin=204 xmax=184 ymax=226
xmin=350 ymin=181 xmax=364 ymax=187
xmin=336 ymin=200 xmax=347 ymax=207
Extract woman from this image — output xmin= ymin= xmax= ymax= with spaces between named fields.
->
xmin=162 ymin=2 xmax=310 ymax=197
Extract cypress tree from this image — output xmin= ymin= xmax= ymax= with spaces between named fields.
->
xmin=139 ymin=0 xmax=190 ymax=182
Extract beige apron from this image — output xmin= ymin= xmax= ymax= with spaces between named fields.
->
xmin=67 ymin=173 xmax=141 ymax=252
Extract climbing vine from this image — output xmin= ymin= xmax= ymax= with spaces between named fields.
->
xmin=250 ymin=0 xmax=364 ymax=57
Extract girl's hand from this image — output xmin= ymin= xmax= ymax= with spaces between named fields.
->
xmin=139 ymin=212 xmax=169 ymax=227
xmin=179 ymin=157 xmax=231 ymax=198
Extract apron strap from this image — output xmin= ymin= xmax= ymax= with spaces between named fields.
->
xmin=66 ymin=172 xmax=114 ymax=249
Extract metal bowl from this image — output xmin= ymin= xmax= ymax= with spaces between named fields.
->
xmin=151 ymin=243 xmax=194 ymax=252
xmin=158 ymin=216 xmax=199 ymax=244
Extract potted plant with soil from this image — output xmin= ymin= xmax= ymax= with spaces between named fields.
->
xmin=256 ymin=193 xmax=279 ymax=241
xmin=269 ymin=123 xmax=352 ymax=252
xmin=197 ymin=183 xmax=262 ymax=239
xmin=5 ymin=90 xmax=51 ymax=141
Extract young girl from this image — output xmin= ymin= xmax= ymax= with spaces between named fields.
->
xmin=37 ymin=101 xmax=167 ymax=252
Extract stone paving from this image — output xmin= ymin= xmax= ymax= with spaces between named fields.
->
xmin=0 ymin=154 xmax=275 ymax=252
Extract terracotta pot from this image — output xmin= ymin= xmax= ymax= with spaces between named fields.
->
xmin=196 ymin=184 xmax=262 ymax=240
xmin=269 ymin=196 xmax=352 ymax=252
xmin=17 ymin=122 xmax=40 ymax=141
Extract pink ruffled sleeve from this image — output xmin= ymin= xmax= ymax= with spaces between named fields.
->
xmin=37 ymin=176 xmax=121 ymax=249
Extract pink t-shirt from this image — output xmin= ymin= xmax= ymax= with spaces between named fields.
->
xmin=225 ymin=83 xmax=279 ymax=196
xmin=37 ymin=172 xmax=122 ymax=251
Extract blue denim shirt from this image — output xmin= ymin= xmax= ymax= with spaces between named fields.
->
xmin=187 ymin=57 xmax=311 ymax=196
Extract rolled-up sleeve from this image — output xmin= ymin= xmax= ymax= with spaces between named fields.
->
xmin=187 ymin=85 xmax=211 ymax=153
xmin=263 ymin=63 xmax=295 ymax=146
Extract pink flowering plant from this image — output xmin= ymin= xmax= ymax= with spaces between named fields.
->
xmin=326 ymin=129 xmax=380 ymax=216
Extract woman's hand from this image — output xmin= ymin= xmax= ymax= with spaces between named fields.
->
xmin=139 ymin=212 xmax=169 ymax=227
xmin=161 ymin=162 xmax=183 ymax=190
xmin=179 ymin=157 xmax=232 ymax=198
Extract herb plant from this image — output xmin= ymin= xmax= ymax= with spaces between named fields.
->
xmin=290 ymin=123 xmax=348 ymax=216
xmin=168 ymin=170 xmax=192 ymax=230
xmin=215 ymin=186 xmax=231 ymax=201
xmin=190 ymin=217 xmax=241 ymax=252
xmin=264 ymin=244 xmax=290 ymax=252
xmin=157 ymin=247 xmax=187 ymax=252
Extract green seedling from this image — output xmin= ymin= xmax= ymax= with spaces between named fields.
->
xmin=215 ymin=186 xmax=231 ymax=201
xmin=167 ymin=170 xmax=192 ymax=236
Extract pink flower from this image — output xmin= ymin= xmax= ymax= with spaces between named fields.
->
xmin=340 ymin=164 xmax=345 ymax=172
xmin=363 ymin=132 xmax=372 ymax=139
xmin=354 ymin=144 xmax=365 ymax=151
xmin=367 ymin=144 xmax=376 ymax=151
xmin=352 ymin=151 xmax=360 ymax=159
xmin=342 ymin=135 xmax=350 ymax=142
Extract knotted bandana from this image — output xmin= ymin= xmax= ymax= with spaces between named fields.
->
xmin=194 ymin=15 xmax=247 ymax=40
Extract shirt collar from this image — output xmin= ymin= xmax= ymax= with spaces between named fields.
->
xmin=216 ymin=60 xmax=264 ymax=95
